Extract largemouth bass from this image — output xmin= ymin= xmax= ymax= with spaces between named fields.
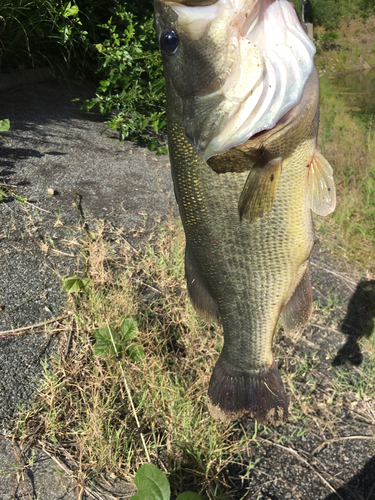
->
xmin=154 ymin=0 xmax=336 ymax=425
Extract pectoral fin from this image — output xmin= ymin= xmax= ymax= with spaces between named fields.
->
xmin=307 ymin=151 xmax=336 ymax=216
xmin=238 ymin=157 xmax=282 ymax=223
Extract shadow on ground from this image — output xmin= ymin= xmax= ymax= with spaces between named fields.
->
xmin=333 ymin=279 xmax=375 ymax=366
xmin=324 ymin=456 xmax=375 ymax=500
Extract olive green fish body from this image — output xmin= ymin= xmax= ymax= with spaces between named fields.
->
xmin=166 ymin=70 xmax=318 ymax=423
xmin=155 ymin=0 xmax=335 ymax=425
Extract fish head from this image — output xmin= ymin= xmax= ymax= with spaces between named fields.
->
xmin=154 ymin=0 xmax=316 ymax=160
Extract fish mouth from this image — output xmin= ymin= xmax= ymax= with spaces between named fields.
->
xmin=158 ymin=0 xmax=316 ymax=160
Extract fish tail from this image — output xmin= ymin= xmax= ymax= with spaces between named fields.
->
xmin=207 ymin=356 xmax=288 ymax=426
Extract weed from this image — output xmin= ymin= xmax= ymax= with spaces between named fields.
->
xmin=12 ymin=219 xmax=238 ymax=496
xmin=354 ymin=42 xmax=361 ymax=58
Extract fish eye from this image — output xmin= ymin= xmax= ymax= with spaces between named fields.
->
xmin=160 ymin=29 xmax=179 ymax=55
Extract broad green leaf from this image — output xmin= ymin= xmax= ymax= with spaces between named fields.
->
xmin=99 ymin=79 xmax=110 ymax=88
xmin=0 ymin=119 xmax=10 ymax=132
xmin=64 ymin=4 xmax=79 ymax=17
xmin=93 ymin=326 xmax=120 ymax=357
xmin=62 ymin=277 xmax=91 ymax=293
xmin=120 ymin=317 xmax=138 ymax=341
xmin=127 ymin=344 xmax=144 ymax=362
xmin=176 ymin=493 xmax=203 ymax=500
xmin=131 ymin=463 xmax=170 ymax=500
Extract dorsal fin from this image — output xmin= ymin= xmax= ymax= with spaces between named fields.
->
xmin=307 ymin=151 xmax=336 ymax=216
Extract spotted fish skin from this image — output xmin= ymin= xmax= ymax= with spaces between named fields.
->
xmin=155 ymin=0 xmax=335 ymax=425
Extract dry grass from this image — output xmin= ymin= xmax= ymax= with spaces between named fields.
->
xmin=12 ymin=219 xmax=240 ymax=498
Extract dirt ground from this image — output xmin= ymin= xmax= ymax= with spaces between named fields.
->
xmin=0 ymin=76 xmax=374 ymax=500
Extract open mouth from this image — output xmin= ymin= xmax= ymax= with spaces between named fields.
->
xmin=166 ymin=0 xmax=316 ymax=160
xmin=201 ymin=0 xmax=315 ymax=159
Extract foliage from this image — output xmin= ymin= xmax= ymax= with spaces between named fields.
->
xmin=0 ymin=0 xmax=88 ymax=72
xmin=0 ymin=118 xmax=10 ymax=142
xmin=79 ymin=0 xmax=166 ymax=143
xmin=290 ymin=0 xmax=375 ymax=27
xmin=62 ymin=276 xmax=91 ymax=293
xmin=318 ymin=30 xmax=339 ymax=51
xmin=131 ymin=463 xmax=203 ymax=500
xmin=0 ymin=119 xmax=10 ymax=132
xmin=93 ymin=317 xmax=144 ymax=360
xmin=2 ymin=0 xmax=375 ymax=144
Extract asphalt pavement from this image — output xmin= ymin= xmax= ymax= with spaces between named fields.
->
xmin=0 ymin=73 xmax=174 ymax=499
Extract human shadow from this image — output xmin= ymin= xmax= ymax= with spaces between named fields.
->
xmin=324 ymin=456 xmax=375 ymax=500
xmin=332 ymin=279 xmax=375 ymax=366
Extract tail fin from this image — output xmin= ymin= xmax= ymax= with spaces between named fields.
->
xmin=207 ymin=356 xmax=288 ymax=426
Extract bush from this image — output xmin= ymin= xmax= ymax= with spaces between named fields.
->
xmin=0 ymin=0 xmax=88 ymax=72
xmin=78 ymin=0 xmax=166 ymax=143
xmin=290 ymin=0 xmax=375 ymax=28
xmin=2 ymin=0 xmax=375 ymax=143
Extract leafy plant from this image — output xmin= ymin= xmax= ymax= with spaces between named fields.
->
xmin=62 ymin=276 xmax=92 ymax=293
xmin=0 ymin=119 xmax=10 ymax=132
xmin=0 ymin=118 xmax=10 ymax=142
xmin=0 ymin=0 xmax=88 ymax=73
xmin=93 ymin=316 xmax=144 ymax=361
xmin=319 ymin=30 xmax=339 ymax=51
xmin=131 ymin=464 xmax=203 ymax=500
xmin=80 ymin=1 xmax=166 ymax=144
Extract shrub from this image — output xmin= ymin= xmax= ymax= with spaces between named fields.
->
xmin=79 ymin=0 xmax=166 ymax=143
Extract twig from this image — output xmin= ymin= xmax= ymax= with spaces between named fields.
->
xmin=105 ymin=319 xmax=151 ymax=463
xmin=49 ymin=248 xmax=76 ymax=257
xmin=29 ymin=235 xmax=75 ymax=257
xmin=368 ymin=114 xmax=373 ymax=153
xmin=0 ymin=329 xmax=65 ymax=340
xmin=312 ymin=435 xmax=375 ymax=456
xmin=2 ymin=202 xmax=15 ymax=213
xmin=65 ymin=318 xmax=74 ymax=358
xmin=135 ymin=279 xmax=161 ymax=295
xmin=0 ymin=313 xmax=71 ymax=338
xmin=40 ymin=445 xmax=106 ymax=500
xmin=260 ymin=439 xmax=347 ymax=500
xmin=365 ymin=480 xmax=375 ymax=500
xmin=23 ymin=200 xmax=52 ymax=214
xmin=118 ymin=233 xmax=138 ymax=254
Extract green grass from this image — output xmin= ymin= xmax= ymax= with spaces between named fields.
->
xmin=315 ymin=72 xmax=375 ymax=273
xmin=0 ymin=0 xmax=86 ymax=73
